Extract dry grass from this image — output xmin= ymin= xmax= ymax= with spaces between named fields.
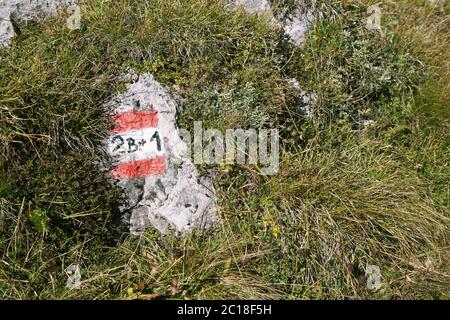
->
xmin=0 ymin=0 xmax=448 ymax=299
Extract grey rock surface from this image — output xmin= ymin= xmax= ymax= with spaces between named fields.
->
xmin=288 ymin=78 xmax=318 ymax=118
xmin=227 ymin=0 xmax=315 ymax=46
xmin=283 ymin=5 xmax=315 ymax=46
xmin=0 ymin=0 xmax=74 ymax=47
xmin=104 ymin=73 xmax=219 ymax=236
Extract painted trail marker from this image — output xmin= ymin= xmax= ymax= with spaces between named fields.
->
xmin=105 ymin=73 xmax=218 ymax=236
xmin=108 ymin=111 xmax=166 ymax=179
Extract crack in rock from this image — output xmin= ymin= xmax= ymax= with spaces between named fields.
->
xmin=104 ymin=73 xmax=219 ymax=236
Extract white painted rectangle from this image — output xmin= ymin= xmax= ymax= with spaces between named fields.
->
xmin=108 ymin=127 xmax=165 ymax=163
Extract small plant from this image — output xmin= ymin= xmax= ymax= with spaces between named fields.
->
xmin=29 ymin=209 xmax=49 ymax=233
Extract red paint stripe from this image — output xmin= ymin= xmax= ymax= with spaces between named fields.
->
xmin=113 ymin=156 xmax=167 ymax=179
xmin=111 ymin=111 xmax=158 ymax=133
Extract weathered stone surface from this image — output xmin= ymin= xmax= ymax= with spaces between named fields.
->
xmin=227 ymin=0 xmax=315 ymax=46
xmin=104 ymin=73 xmax=219 ymax=236
xmin=0 ymin=0 xmax=74 ymax=47
xmin=288 ymin=78 xmax=317 ymax=118
xmin=283 ymin=5 xmax=315 ymax=46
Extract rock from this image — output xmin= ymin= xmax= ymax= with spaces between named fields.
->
xmin=0 ymin=0 xmax=75 ymax=47
xmin=365 ymin=264 xmax=382 ymax=290
xmin=104 ymin=73 xmax=219 ymax=236
xmin=288 ymin=78 xmax=317 ymax=118
xmin=283 ymin=5 xmax=315 ymax=46
xmin=227 ymin=0 xmax=316 ymax=46
xmin=0 ymin=17 xmax=15 ymax=47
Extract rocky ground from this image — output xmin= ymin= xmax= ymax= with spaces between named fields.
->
xmin=0 ymin=0 xmax=448 ymax=299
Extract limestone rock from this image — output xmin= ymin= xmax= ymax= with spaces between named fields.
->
xmin=283 ymin=5 xmax=315 ymax=46
xmin=104 ymin=73 xmax=219 ymax=236
xmin=227 ymin=0 xmax=316 ymax=46
xmin=0 ymin=0 xmax=74 ymax=47
xmin=288 ymin=78 xmax=318 ymax=118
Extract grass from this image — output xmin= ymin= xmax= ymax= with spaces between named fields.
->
xmin=0 ymin=0 xmax=448 ymax=299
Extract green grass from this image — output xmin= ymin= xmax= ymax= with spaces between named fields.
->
xmin=0 ymin=0 xmax=448 ymax=299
